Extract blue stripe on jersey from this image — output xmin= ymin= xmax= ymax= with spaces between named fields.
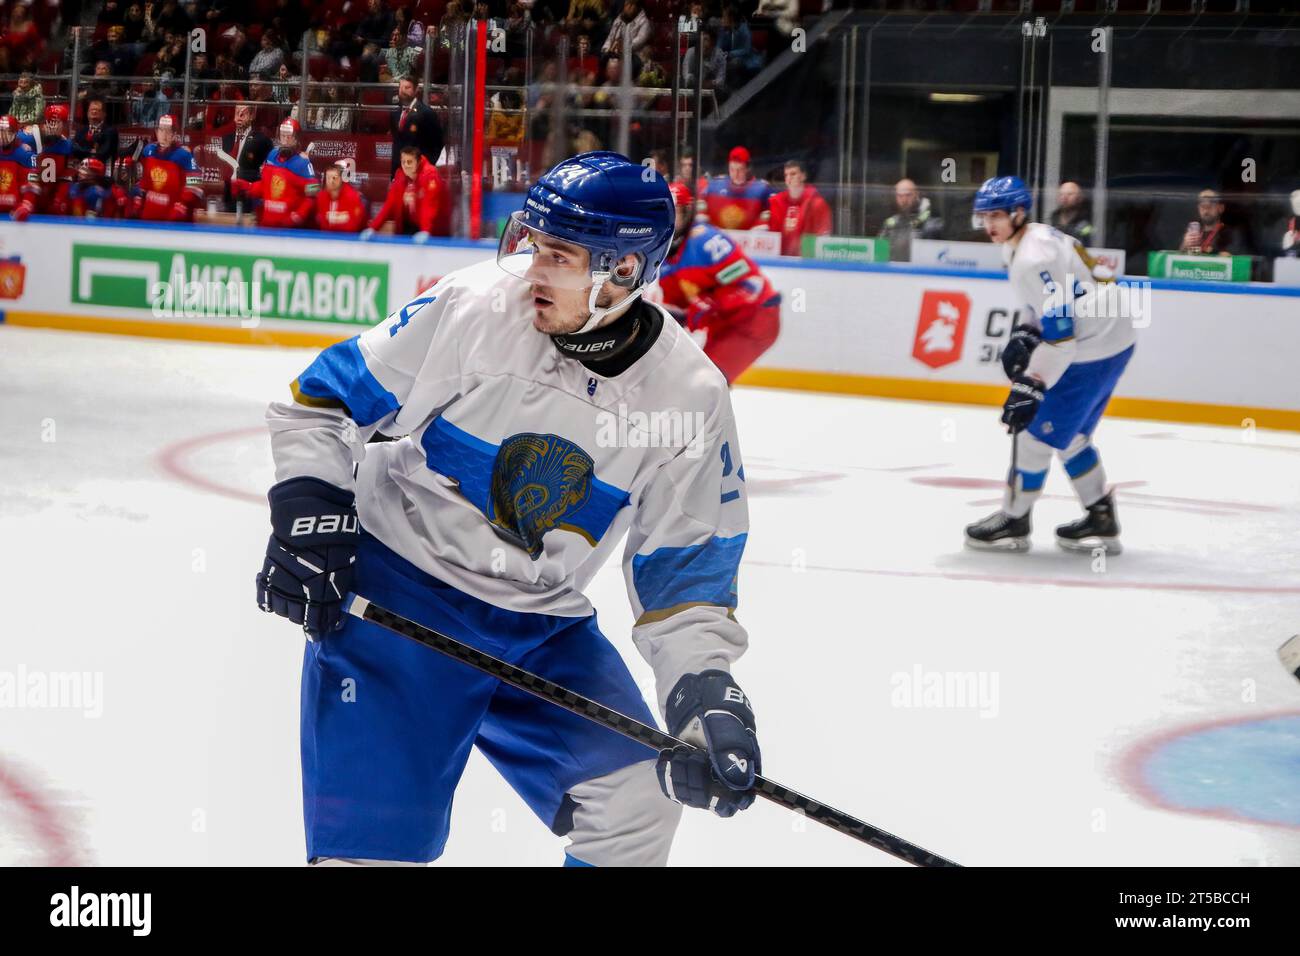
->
xmin=1040 ymin=302 xmax=1074 ymax=343
xmin=421 ymin=416 xmax=631 ymax=549
xmin=296 ymin=336 xmax=400 ymax=426
xmin=632 ymin=534 xmax=747 ymax=614
xmin=1017 ymin=469 xmax=1047 ymax=492
xmin=1064 ymin=444 xmax=1100 ymax=478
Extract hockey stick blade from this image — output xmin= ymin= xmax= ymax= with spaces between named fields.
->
xmin=345 ymin=595 xmax=961 ymax=867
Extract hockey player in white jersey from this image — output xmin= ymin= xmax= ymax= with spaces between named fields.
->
xmin=964 ymin=176 xmax=1136 ymax=553
xmin=255 ymin=152 xmax=759 ymax=866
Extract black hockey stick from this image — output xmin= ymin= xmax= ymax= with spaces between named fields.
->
xmin=345 ymin=595 xmax=961 ymax=868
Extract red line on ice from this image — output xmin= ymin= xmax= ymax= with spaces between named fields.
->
xmin=0 ymin=756 xmax=81 ymax=865
xmin=155 ymin=426 xmax=266 ymax=504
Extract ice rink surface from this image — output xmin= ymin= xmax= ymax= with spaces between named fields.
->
xmin=2 ymin=326 xmax=1298 ymax=867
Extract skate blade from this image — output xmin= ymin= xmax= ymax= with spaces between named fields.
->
xmin=1056 ymin=536 xmax=1122 ymax=555
xmin=964 ymin=536 xmax=1031 ymax=553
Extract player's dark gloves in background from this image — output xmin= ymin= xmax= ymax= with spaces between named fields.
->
xmin=1001 ymin=375 xmax=1044 ymax=434
xmin=1001 ymin=325 xmax=1041 ymax=379
xmin=256 ymin=477 xmax=359 ymax=640
xmin=656 ymin=670 xmax=760 ymax=817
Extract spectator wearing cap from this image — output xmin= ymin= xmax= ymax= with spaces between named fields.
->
xmin=10 ymin=73 xmax=44 ymax=127
xmin=1180 ymin=189 xmax=1248 ymax=256
xmin=315 ymin=162 xmax=367 ymax=233
xmin=701 ymin=145 xmax=772 ymax=231
xmin=879 ymin=178 xmax=943 ymax=262
xmin=231 ymin=118 xmax=319 ymax=229
xmin=72 ymin=96 xmax=120 ymax=170
xmin=768 ymin=159 xmax=832 ymax=256
xmin=1049 ymin=181 xmax=1094 ymax=244
xmin=365 ymin=144 xmax=447 ymax=241
xmin=221 ymin=103 xmax=274 ymax=211
xmin=37 ymin=105 xmax=77 ymax=216
xmin=391 ymin=75 xmax=443 ymax=176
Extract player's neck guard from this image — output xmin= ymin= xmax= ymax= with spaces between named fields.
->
xmin=550 ymin=294 xmax=648 ymax=367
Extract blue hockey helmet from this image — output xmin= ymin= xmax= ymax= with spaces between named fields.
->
xmin=498 ymin=151 xmax=674 ymax=323
xmin=973 ymin=176 xmax=1033 ymax=215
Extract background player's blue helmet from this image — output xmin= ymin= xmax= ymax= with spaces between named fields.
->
xmin=498 ymin=151 xmax=675 ymax=294
xmin=973 ymin=176 xmax=1033 ymax=215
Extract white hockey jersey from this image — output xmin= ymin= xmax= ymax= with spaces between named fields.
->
xmin=266 ymin=258 xmax=749 ymax=712
xmin=1006 ymin=222 xmax=1136 ymax=388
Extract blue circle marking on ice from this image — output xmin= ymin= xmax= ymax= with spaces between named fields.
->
xmin=1140 ymin=714 xmax=1300 ymax=827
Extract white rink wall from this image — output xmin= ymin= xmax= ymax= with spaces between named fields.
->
xmin=2 ymin=217 xmax=1297 ymax=430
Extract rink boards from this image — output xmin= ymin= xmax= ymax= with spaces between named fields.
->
xmin=2 ymin=217 xmax=1297 ymax=431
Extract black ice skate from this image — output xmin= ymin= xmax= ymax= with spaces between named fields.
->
xmin=1056 ymin=493 xmax=1122 ymax=555
xmin=964 ymin=510 xmax=1031 ymax=552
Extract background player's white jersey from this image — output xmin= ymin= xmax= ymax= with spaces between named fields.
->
xmin=266 ymin=258 xmax=748 ymax=711
xmin=1007 ymin=222 xmax=1137 ymax=388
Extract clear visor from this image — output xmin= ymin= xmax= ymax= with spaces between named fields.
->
xmin=497 ymin=212 xmax=600 ymax=291
xmin=972 ymin=208 xmax=1020 ymax=230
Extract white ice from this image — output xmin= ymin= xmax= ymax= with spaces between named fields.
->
xmin=2 ymin=326 xmax=1298 ymax=866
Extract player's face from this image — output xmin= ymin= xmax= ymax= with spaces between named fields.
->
xmin=400 ymin=153 xmax=418 ymax=178
xmin=0 ymin=127 xmax=14 ymax=148
xmin=978 ymin=209 xmax=1016 ymax=242
xmin=784 ymin=166 xmax=804 ymax=189
xmin=523 ymin=233 xmax=594 ymax=333
xmin=729 ymin=161 xmax=747 ymax=184
xmin=324 ymin=169 xmax=341 ymax=192
xmin=157 ymin=125 xmax=175 ymax=147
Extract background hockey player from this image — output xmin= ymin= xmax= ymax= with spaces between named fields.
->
xmin=256 ymin=152 xmax=760 ymax=866
xmin=700 ymin=145 xmax=771 ymax=230
xmin=130 ymin=114 xmax=203 ymax=222
xmin=35 ymin=104 xmax=75 ymax=215
xmin=314 ymin=161 xmax=366 ymax=233
xmin=0 ymin=115 xmax=39 ymax=221
xmin=232 ymin=119 xmax=318 ymax=229
xmin=659 ymin=180 xmax=781 ymax=384
xmin=67 ymin=157 xmax=125 ymax=219
xmin=964 ymin=176 xmax=1136 ymax=554
xmin=362 ymin=144 xmax=445 ymax=241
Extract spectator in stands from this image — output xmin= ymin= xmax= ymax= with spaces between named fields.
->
xmin=439 ymin=2 xmax=470 ymax=50
xmin=359 ymin=0 xmax=396 ymax=47
xmin=11 ymin=73 xmax=44 ymax=127
xmin=121 ymin=5 xmax=148 ymax=51
xmin=366 ymin=144 xmax=446 ymax=240
xmin=272 ymin=63 xmax=297 ymax=105
xmin=769 ymin=158 xmax=831 ymax=256
xmin=97 ymin=25 xmax=139 ymax=76
xmin=565 ymin=0 xmax=608 ymax=39
xmin=147 ymin=1 xmax=194 ymax=40
xmin=269 ymin=0 xmax=309 ymax=53
xmin=1049 ymin=180 xmax=1094 ymax=244
xmin=1180 ymin=189 xmax=1248 ymax=256
xmin=132 ymin=68 xmax=176 ymax=128
xmin=249 ymin=30 xmax=286 ymax=78
xmin=73 ymin=96 xmax=120 ymax=170
xmin=310 ymin=80 xmax=354 ymax=132
xmin=222 ymin=103 xmax=274 ymax=211
xmin=681 ymin=27 xmax=727 ymax=99
xmin=648 ymin=148 xmax=670 ymax=183
xmin=225 ymin=25 xmax=256 ymax=73
xmin=568 ymin=34 xmax=599 ymax=77
xmin=386 ymin=29 xmax=420 ymax=82
xmin=78 ymin=62 xmax=124 ymax=125
xmin=315 ymin=162 xmax=367 ymax=233
xmin=637 ymin=54 xmax=667 ymax=90
xmin=6 ymin=5 xmax=43 ymax=64
xmin=189 ymin=52 xmax=220 ymax=101
xmin=717 ymin=3 xmax=763 ymax=87
xmin=603 ymin=1 xmax=652 ymax=62
xmin=879 ymin=178 xmax=943 ymax=262
xmin=391 ymin=76 xmax=444 ymax=175
xmin=246 ymin=74 xmax=283 ymax=132
xmin=1281 ymin=190 xmax=1300 ymax=258
xmin=701 ymin=145 xmax=771 ymax=230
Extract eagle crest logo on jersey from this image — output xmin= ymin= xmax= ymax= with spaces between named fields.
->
xmin=488 ymin=433 xmax=595 ymax=557
xmin=0 ymin=169 xmax=11 ymax=192
xmin=150 ymin=166 xmax=168 ymax=190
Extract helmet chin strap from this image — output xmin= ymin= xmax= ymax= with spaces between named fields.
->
xmin=574 ymin=260 xmax=645 ymax=334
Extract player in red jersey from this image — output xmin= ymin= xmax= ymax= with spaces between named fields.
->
xmin=659 ymin=181 xmax=781 ymax=384
xmin=0 ymin=115 xmax=39 ymax=221
xmin=36 ymin=104 xmax=76 ymax=215
xmin=768 ymin=159 xmax=833 ymax=256
xmin=68 ymin=158 xmax=127 ymax=219
xmin=131 ymin=114 xmax=203 ymax=222
xmin=700 ymin=146 xmax=772 ymax=231
xmin=232 ymin=119 xmax=319 ymax=229
xmin=314 ymin=161 xmax=366 ymax=232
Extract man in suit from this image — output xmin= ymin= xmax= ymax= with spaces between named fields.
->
xmin=221 ymin=103 xmax=274 ymax=212
xmin=390 ymin=76 xmax=443 ymax=176
xmin=73 ymin=96 xmax=120 ymax=170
